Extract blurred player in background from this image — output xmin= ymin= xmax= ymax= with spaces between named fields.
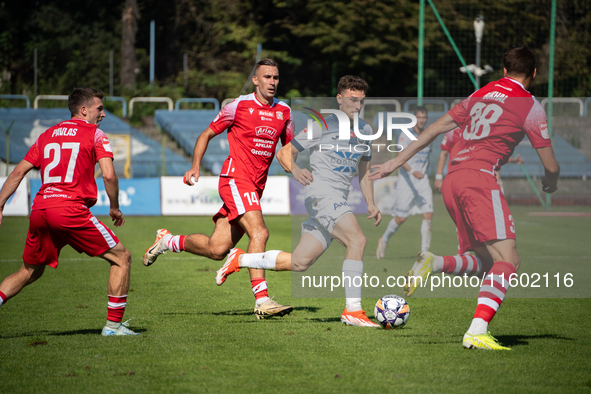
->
xmin=376 ymin=106 xmax=434 ymax=259
xmin=435 ymin=127 xmax=524 ymax=193
xmin=143 ymin=59 xmax=293 ymax=319
xmin=370 ymin=47 xmax=560 ymax=350
xmin=0 ymin=88 xmax=138 ymax=336
xmin=216 ymin=76 xmax=383 ymax=327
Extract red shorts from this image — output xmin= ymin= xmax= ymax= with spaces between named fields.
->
xmin=213 ymin=177 xmax=263 ymax=223
xmin=442 ymin=170 xmax=516 ymax=255
xmin=24 ymin=206 xmax=119 ymax=268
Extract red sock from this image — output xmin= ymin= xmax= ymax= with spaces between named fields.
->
xmin=474 ymin=261 xmax=516 ymax=323
xmin=0 ymin=291 xmax=7 ymax=306
xmin=251 ymin=278 xmax=268 ymax=300
xmin=442 ymin=254 xmax=482 ymax=275
xmin=107 ymin=295 xmax=127 ymax=322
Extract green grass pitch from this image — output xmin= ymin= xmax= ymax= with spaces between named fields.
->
xmin=0 ymin=199 xmax=590 ymax=393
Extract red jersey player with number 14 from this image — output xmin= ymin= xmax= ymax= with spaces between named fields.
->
xmin=143 ymin=59 xmax=294 ymax=319
xmin=370 ymin=47 xmax=560 ymax=350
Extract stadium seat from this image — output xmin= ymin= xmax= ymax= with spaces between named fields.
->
xmin=0 ymin=108 xmax=190 ymax=177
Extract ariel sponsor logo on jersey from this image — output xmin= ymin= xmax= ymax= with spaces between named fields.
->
xmin=303 ymin=107 xmax=417 ymax=153
xmin=255 ymin=125 xmax=278 ymax=138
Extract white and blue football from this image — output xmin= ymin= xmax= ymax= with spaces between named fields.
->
xmin=374 ymin=294 xmax=410 ymax=329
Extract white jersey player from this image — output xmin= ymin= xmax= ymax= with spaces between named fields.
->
xmin=215 ymin=76 xmax=383 ymax=327
xmin=295 ymin=112 xmax=373 ymax=247
xmin=376 ymin=106 xmax=434 ymax=259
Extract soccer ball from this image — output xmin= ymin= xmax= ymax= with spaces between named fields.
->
xmin=374 ymin=294 xmax=410 ymax=329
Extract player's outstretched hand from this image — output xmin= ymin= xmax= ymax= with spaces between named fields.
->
xmin=511 ymin=153 xmax=525 ymax=165
xmin=184 ymin=168 xmax=200 ymax=186
xmin=367 ymin=204 xmax=382 ymax=226
xmin=110 ymin=208 xmax=125 ymax=227
xmin=434 ymin=179 xmax=443 ymax=191
xmin=412 ymin=171 xmax=424 ymax=179
xmin=293 ymin=167 xmax=313 ymax=186
xmin=541 ymin=176 xmax=557 ymax=194
xmin=369 ymin=161 xmax=397 ymax=180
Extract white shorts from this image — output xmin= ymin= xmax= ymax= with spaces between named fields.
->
xmin=392 ymin=172 xmax=433 ymax=218
xmin=301 ymin=194 xmax=352 ymax=250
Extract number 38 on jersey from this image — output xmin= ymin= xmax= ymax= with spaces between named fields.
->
xmin=463 ymin=103 xmax=503 ymax=141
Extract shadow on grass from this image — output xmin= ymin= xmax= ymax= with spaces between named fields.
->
xmin=496 ymin=333 xmax=574 ymax=347
xmin=206 ymin=306 xmax=321 ymax=317
xmin=293 ymin=306 xmax=321 ymax=313
xmin=208 ymin=309 xmax=254 ymax=316
xmin=0 ymin=327 xmax=147 ymax=339
xmin=306 ymin=317 xmax=341 ymax=323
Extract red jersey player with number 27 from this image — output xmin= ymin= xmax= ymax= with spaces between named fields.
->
xmin=370 ymin=47 xmax=560 ymax=350
xmin=143 ymin=59 xmax=294 ymax=319
xmin=0 ymin=88 xmax=138 ymax=336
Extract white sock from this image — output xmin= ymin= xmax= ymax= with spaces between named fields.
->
xmin=255 ymin=297 xmax=270 ymax=306
xmin=467 ymin=317 xmax=488 ymax=335
xmin=342 ymin=259 xmax=363 ymax=312
xmin=167 ymin=235 xmax=184 ymax=253
xmin=161 ymin=234 xmax=172 ymax=251
xmin=382 ymin=219 xmax=400 ymax=243
xmin=105 ymin=320 xmax=121 ymax=329
xmin=431 ymin=255 xmax=445 ymax=273
xmin=421 ymin=219 xmax=432 ymax=251
xmin=240 ymin=250 xmax=280 ymax=270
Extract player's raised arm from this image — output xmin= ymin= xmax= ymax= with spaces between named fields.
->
xmin=184 ymin=127 xmax=218 ymax=186
xmin=0 ymin=159 xmax=35 ymax=226
xmin=535 ymin=146 xmax=560 ymax=193
xmin=99 ymin=157 xmax=125 ymax=227
xmin=358 ymin=159 xmax=381 ymax=226
xmin=369 ymin=113 xmax=458 ymax=180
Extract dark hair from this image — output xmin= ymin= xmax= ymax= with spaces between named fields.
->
xmin=255 ymin=58 xmax=279 ymax=73
xmin=68 ymin=87 xmax=104 ymax=116
xmin=337 ymin=75 xmax=368 ymax=95
xmin=414 ymin=105 xmax=428 ymax=115
xmin=503 ymin=46 xmax=536 ymax=78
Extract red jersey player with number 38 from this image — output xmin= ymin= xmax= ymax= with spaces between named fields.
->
xmin=370 ymin=47 xmax=560 ymax=350
xmin=143 ymin=59 xmax=294 ymax=319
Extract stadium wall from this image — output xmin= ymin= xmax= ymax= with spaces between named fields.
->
xmin=6 ymin=176 xmax=291 ymax=217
